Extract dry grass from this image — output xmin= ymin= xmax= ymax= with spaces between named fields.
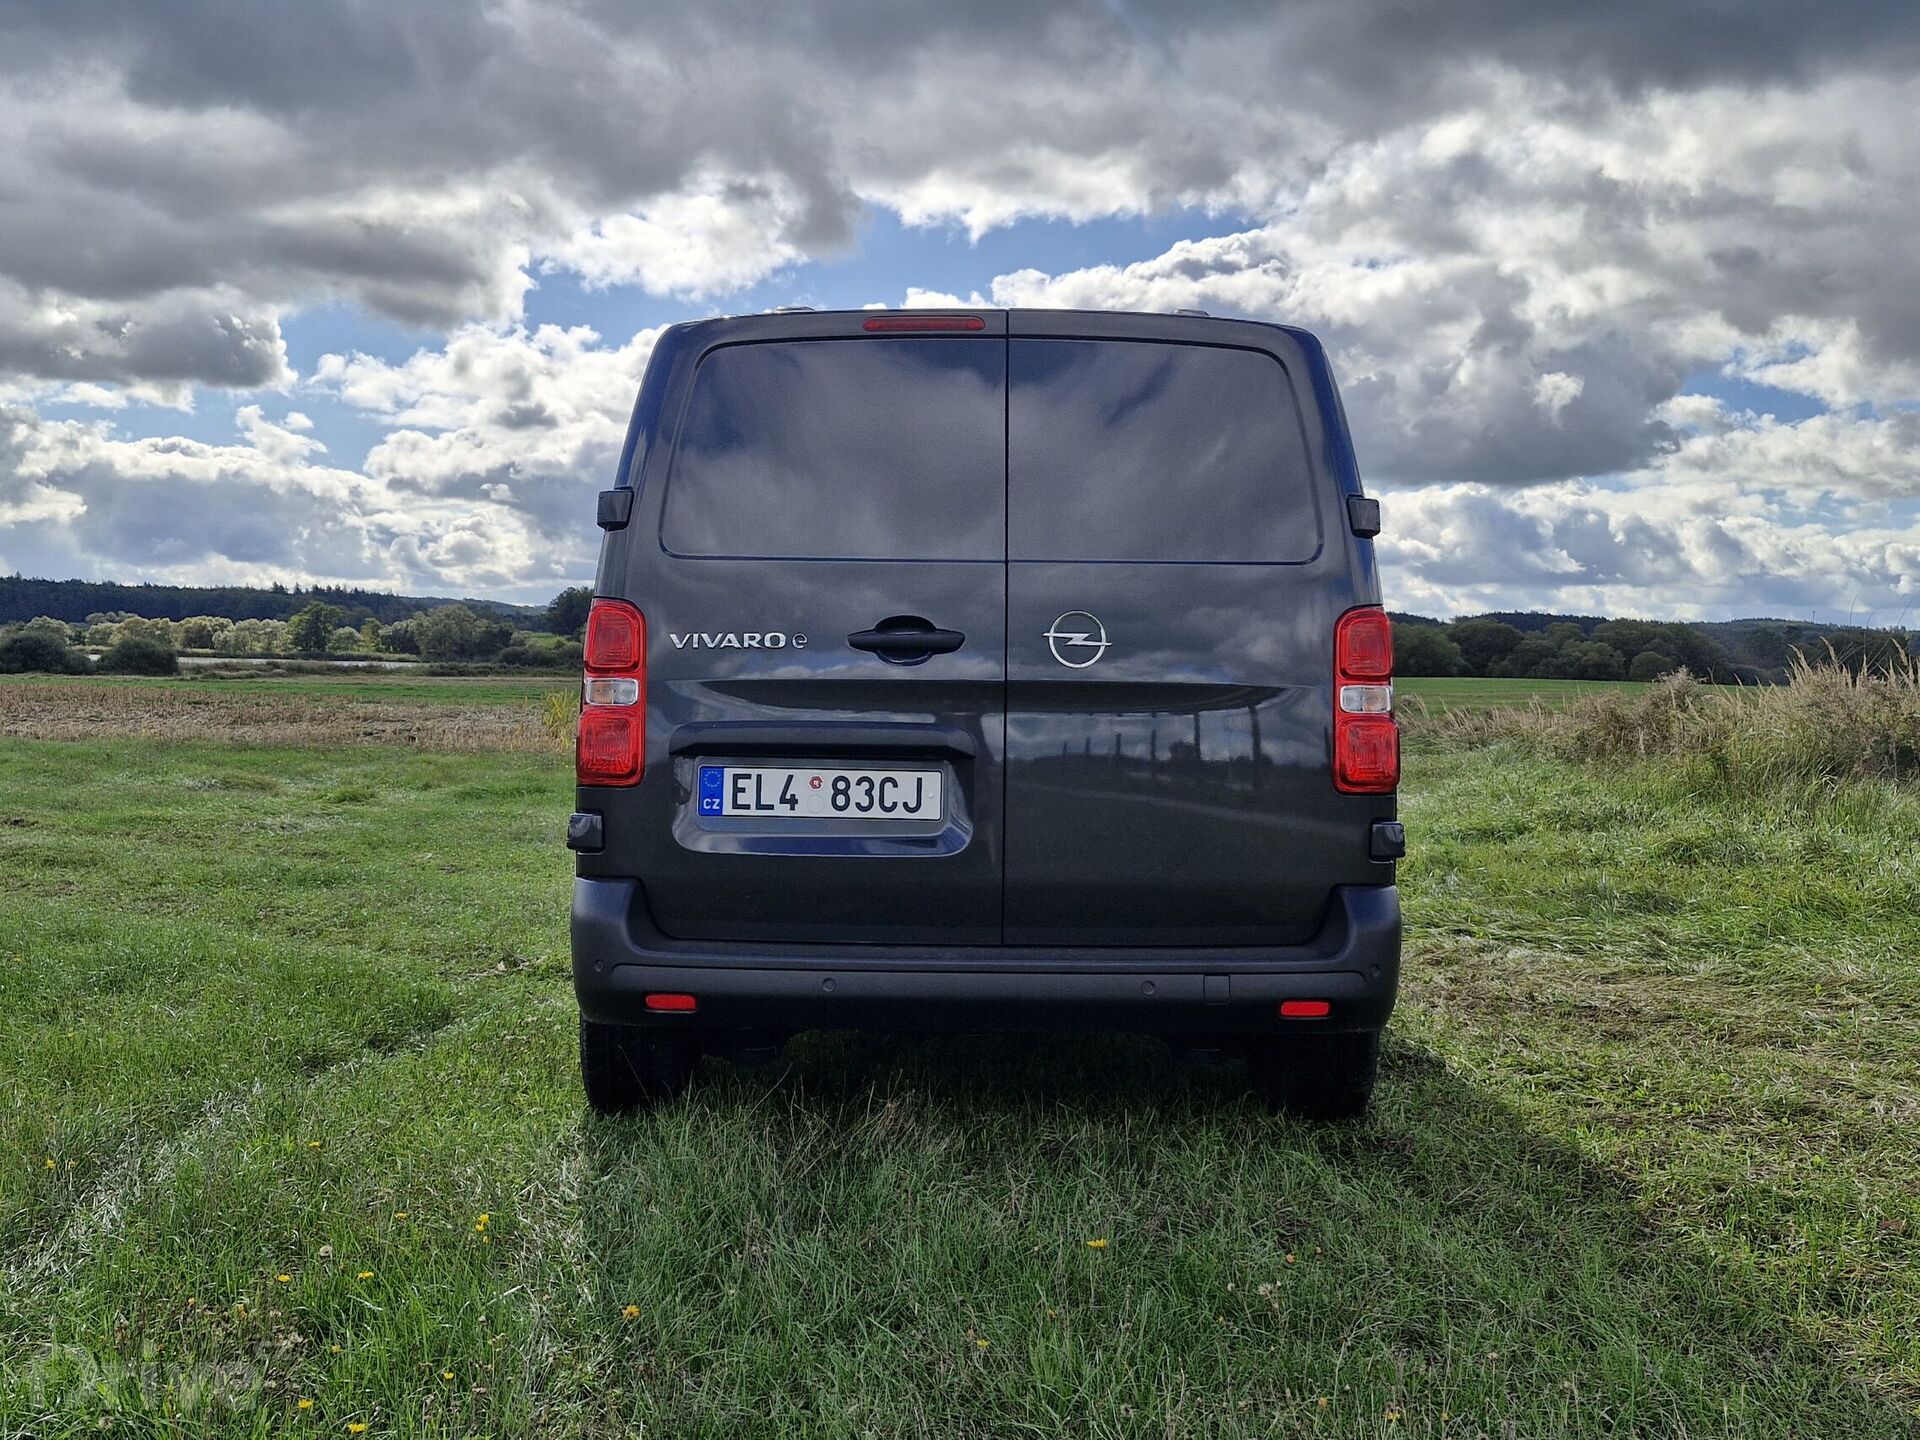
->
xmin=0 ymin=680 xmax=566 ymax=754
xmin=1408 ymin=657 xmax=1920 ymax=788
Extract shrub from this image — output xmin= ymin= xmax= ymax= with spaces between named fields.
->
xmin=0 ymin=628 xmax=88 ymax=674
xmin=97 ymin=635 xmax=180 ymax=676
xmin=497 ymin=639 xmax=583 ymax=669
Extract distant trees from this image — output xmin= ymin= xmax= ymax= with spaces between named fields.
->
xmin=546 ymin=586 xmax=594 ymax=638
xmin=413 ymin=604 xmax=514 ymax=661
xmin=1396 ymin=616 xmax=1737 ymax=682
xmin=1392 ymin=624 xmax=1464 ymax=676
xmin=288 ymin=602 xmax=348 ymax=653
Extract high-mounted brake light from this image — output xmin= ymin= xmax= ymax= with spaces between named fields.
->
xmin=577 ymin=598 xmax=645 ymax=786
xmin=1333 ymin=605 xmax=1398 ymax=794
xmin=861 ymin=314 xmax=986 ymax=332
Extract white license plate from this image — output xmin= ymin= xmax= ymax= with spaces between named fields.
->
xmin=697 ymin=765 xmax=943 ymax=820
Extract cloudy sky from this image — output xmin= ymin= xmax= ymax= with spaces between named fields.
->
xmin=2 ymin=1 xmax=1917 ymax=619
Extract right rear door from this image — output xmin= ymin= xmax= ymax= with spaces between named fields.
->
xmin=1002 ymin=312 xmax=1371 ymax=947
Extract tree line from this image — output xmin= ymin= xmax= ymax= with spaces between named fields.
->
xmin=0 ymin=587 xmax=597 ymax=675
xmin=1394 ymin=613 xmax=1917 ymax=683
xmin=0 ymin=575 xmax=540 ymax=627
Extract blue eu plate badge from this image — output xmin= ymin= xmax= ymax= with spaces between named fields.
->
xmin=698 ymin=765 xmax=725 ymax=815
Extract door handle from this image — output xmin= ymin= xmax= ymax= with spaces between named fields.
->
xmin=848 ymin=616 xmax=965 ymax=665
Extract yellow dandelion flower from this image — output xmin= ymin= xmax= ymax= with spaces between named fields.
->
xmin=1085 ymin=1238 xmax=1108 ymax=1249
xmin=393 ymin=1211 xmax=407 ymax=1220
xmin=1385 ymin=1410 xmax=1401 ymax=1423
xmin=297 ymin=1398 xmax=313 ymax=1410
xmin=44 ymin=1157 xmax=55 ymax=1170
xmin=348 ymin=1426 xmax=368 ymax=1435
xmin=307 ymin=1141 xmax=321 ymax=1149
xmin=329 ymin=1345 xmax=342 ymax=1355
xmin=356 ymin=1271 xmax=374 ymax=1280
xmin=441 ymin=1371 xmax=453 ymax=1381
xmin=621 ymin=1305 xmax=640 ymax=1320
xmin=977 ymin=1338 xmax=990 ymax=1348
xmin=479 ymin=1234 xmax=490 ymax=1245
xmin=276 ymin=1274 xmax=292 ymax=1283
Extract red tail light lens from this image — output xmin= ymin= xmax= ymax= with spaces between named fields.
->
xmin=584 ymin=601 xmax=643 ymax=673
xmin=862 ymin=314 xmax=987 ymax=332
xmin=578 ymin=598 xmax=645 ymax=786
xmin=1334 ymin=605 xmax=1398 ymax=793
xmin=1335 ymin=607 xmax=1392 ymax=679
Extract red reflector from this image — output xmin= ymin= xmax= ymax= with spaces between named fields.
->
xmin=1335 ymin=714 xmax=1399 ymax=793
xmin=1335 ymin=606 xmax=1393 ymax=680
xmin=577 ymin=706 xmax=642 ymax=785
xmin=1280 ymin=999 xmax=1331 ymax=1018
xmin=584 ymin=599 xmax=644 ymax=673
xmin=644 ymin=993 xmax=697 ymax=1013
xmin=862 ymin=314 xmax=987 ymax=332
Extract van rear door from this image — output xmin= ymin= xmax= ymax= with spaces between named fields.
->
xmin=1002 ymin=312 xmax=1379 ymax=946
xmin=593 ymin=312 xmax=1008 ymax=945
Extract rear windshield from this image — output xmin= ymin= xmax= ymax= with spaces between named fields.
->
xmin=663 ymin=338 xmax=1005 ymax=561
xmin=1009 ymin=339 xmax=1320 ymax=563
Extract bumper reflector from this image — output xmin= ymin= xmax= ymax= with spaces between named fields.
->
xmin=644 ymin=993 xmax=698 ymax=1013
xmin=1279 ymin=999 xmax=1331 ymax=1018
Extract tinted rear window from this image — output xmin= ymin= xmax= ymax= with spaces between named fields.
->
xmin=663 ymin=338 xmax=1005 ymax=560
xmin=1009 ymin=339 xmax=1320 ymax=563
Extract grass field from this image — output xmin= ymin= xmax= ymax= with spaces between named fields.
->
xmin=1396 ymin=676 xmax=1640 ymax=712
xmin=2 ymin=676 xmax=1917 ymax=1437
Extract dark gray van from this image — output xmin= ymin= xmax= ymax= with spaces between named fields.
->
xmin=570 ymin=308 xmax=1401 ymax=1118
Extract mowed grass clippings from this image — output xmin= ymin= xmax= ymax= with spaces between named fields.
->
xmin=0 ymin=726 xmax=1915 ymax=1434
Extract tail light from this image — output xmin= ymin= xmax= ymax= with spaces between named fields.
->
xmin=1334 ymin=605 xmax=1398 ymax=793
xmin=577 ymin=598 xmax=645 ymax=786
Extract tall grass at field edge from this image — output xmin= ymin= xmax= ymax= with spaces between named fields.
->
xmin=1410 ymin=658 xmax=1920 ymax=789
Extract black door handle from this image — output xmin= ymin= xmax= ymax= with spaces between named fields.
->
xmin=848 ymin=616 xmax=965 ymax=665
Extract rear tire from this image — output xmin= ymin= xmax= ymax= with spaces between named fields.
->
xmin=1247 ymin=1030 xmax=1380 ymax=1120
xmin=579 ymin=1019 xmax=700 ymax=1114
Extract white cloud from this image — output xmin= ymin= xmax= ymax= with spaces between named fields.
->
xmin=3 ymin=1 xmax=1920 ymax=613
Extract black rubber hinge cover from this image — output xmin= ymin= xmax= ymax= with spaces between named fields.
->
xmin=567 ymin=812 xmax=605 ymax=853
xmin=1347 ymin=494 xmax=1382 ymax=538
xmin=1369 ymin=820 xmax=1406 ymax=861
xmin=597 ymin=488 xmax=635 ymax=531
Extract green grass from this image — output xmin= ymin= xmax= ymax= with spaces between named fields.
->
xmin=1 ymin=736 xmax=1917 ymax=1436
xmin=1398 ymin=676 xmax=1641 ymax=711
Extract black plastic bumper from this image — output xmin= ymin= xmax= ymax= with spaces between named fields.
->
xmin=572 ymin=880 xmax=1400 ymax=1036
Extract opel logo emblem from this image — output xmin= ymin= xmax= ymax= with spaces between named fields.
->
xmin=1045 ymin=611 xmax=1109 ymax=668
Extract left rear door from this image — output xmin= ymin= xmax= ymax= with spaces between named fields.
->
xmin=593 ymin=313 xmax=1010 ymax=946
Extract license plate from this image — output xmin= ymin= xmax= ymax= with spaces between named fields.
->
xmin=697 ymin=765 xmax=943 ymax=820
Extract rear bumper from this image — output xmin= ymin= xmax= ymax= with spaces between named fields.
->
xmin=572 ymin=879 xmax=1400 ymax=1036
